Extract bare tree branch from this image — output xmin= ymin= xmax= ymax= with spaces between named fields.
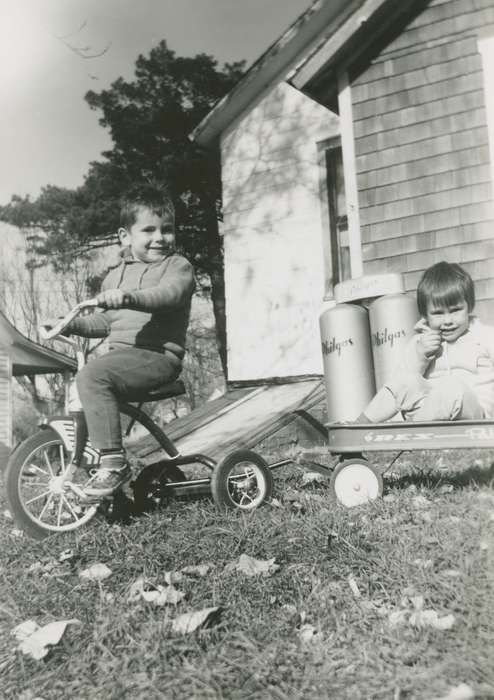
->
xmin=49 ymin=20 xmax=111 ymax=62
xmin=56 ymin=20 xmax=87 ymax=41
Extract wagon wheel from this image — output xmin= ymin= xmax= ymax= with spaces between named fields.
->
xmin=211 ymin=449 xmax=273 ymax=510
xmin=330 ymin=457 xmax=383 ymax=508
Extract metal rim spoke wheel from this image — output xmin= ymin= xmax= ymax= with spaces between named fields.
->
xmin=330 ymin=457 xmax=383 ymax=508
xmin=211 ymin=449 xmax=273 ymax=510
xmin=5 ymin=429 xmax=98 ymax=539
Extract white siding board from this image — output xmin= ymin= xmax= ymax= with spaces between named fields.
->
xmin=221 ymin=83 xmax=338 ymax=381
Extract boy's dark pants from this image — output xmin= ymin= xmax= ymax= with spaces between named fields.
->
xmin=76 ymin=347 xmax=181 ymax=451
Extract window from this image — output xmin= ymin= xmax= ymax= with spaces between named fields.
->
xmin=320 ymin=139 xmax=351 ymax=288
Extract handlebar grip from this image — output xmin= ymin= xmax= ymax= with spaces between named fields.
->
xmin=39 ymin=298 xmax=99 ymax=340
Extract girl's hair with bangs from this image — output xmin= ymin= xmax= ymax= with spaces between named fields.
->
xmin=417 ymin=261 xmax=475 ymax=316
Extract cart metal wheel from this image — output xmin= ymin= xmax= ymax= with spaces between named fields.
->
xmin=330 ymin=457 xmax=383 ymax=508
xmin=5 ymin=428 xmax=98 ymax=540
xmin=211 ymin=449 xmax=273 ymax=510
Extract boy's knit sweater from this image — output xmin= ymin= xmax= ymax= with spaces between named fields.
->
xmin=67 ymin=248 xmax=195 ymax=357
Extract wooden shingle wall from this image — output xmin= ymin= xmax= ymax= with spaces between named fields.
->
xmin=352 ymin=0 xmax=494 ymax=321
xmin=220 ymin=83 xmax=339 ymax=381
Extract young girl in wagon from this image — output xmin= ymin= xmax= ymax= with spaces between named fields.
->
xmin=358 ymin=261 xmax=494 ymax=423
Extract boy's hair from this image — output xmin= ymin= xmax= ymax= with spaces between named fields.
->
xmin=119 ymin=185 xmax=175 ymax=230
xmin=417 ymin=261 xmax=475 ymax=315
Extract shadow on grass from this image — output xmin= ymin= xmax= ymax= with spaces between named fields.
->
xmin=387 ymin=459 xmax=494 ymax=492
xmin=104 ymin=472 xmax=209 ymax=526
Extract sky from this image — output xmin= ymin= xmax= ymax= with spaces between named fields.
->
xmin=0 ymin=0 xmax=312 ymax=205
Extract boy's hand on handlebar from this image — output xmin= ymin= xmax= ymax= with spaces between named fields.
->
xmin=96 ymin=289 xmax=130 ymax=309
xmin=418 ymin=329 xmax=442 ymax=358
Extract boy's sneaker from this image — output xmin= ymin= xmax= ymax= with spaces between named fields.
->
xmin=84 ymin=452 xmax=131 ymax=498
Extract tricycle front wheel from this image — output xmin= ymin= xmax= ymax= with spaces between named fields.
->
xmin=211 ymin=449 xmax=273 ymax=510
xmin=5 ymin=429 xmax=98 ymax=539
xmin=330 ymin=457 xmax=383 ymax=508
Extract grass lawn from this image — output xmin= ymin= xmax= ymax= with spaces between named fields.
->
xmin=0 ymin=450 xmax=493 ymax=700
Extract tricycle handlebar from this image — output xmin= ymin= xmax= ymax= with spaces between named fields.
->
xmin=39 ymin=298 xmax=100 ymax=341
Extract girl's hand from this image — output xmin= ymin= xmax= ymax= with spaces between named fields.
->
xmin=418 ymin=329 xmax=442 ymax=358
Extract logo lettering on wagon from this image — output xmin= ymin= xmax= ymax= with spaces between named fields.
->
xmin=364 ymin=432 xmax=436 ymax=443
xmin=466 ymin=427 xmax=494 ymax=440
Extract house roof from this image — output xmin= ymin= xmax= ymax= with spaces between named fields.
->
xmin=192 ymin=0 xmax=414 ymax=147
xmin=0 ymin=310 xmax=76 ymax=376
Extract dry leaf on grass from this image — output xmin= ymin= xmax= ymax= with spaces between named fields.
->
xmin=388 ymin=610 xmax=409 ymax=627
xmin=127 ymin=577 xmax=185 ymax=606
xmin=348 ymin=576 xmax=361 ymax=598
xmin=12 ymin=620 xmax=39 ymax=641
xmin=79 ymin=563 xmax=112 ymax=581
xmin=301 ymin=471 xmax=327 ymax=486
xmin=429 ymin=683 xmax=475 ymax=700
xmin=477 ymin=492 xmax=494 ymax=505
xmin=388 ymin=595 xmax=455 ymax=630
xmin=442 ymin=569 xmax=461 ymax=578
xmin=172 ymin=607 xmax=221 ymax=635
xmin=298 ymin=624 xmax=317 ymax=642
xmin=383 ymin=494 xmax=397 ymax=502
xmin=224 ymin=554 xmax=280 ymax=577
xmin=298 ymin=624 xmax=324 ymax=644
xmin=27 ymin=559 xmax=72 ymax=579
xmin=412 ymin=495 xmax=432 ymax=508
xmin=12 ymin=619 xmax=80 ymax=660
xmin=413 ymin=559 xmax=433 ymax=568
xmin=409 ymin=610 xmax=455 ymax=630
xmin=164 ymin=571 xmax=184 ymax=585
xmin=181 ymin=564 xmax=211 ymax=578
xmin=59 ymin=549 xmax=76 ymax=563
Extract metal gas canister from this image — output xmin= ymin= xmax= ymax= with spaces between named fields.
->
xmin=368 ymin=293 xmax=419 ymax=389
xmin=319 ymin=302 xmax=376 ymax=422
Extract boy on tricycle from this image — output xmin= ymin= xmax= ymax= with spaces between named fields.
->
xmin=50 ymin=186 xmax=195 ymax=497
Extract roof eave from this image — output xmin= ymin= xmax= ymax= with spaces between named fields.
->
xmin=289 ymin=0 xmax=419 ymax=94
xmin=192 ymin=0 xmax=362 ymax=148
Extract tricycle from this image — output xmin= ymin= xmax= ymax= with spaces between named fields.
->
xmin=4 ymin=300 xmax=275 ymax=539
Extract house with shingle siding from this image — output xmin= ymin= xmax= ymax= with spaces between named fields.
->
xmin=193 ymin=0 xmax=494 ymax=385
